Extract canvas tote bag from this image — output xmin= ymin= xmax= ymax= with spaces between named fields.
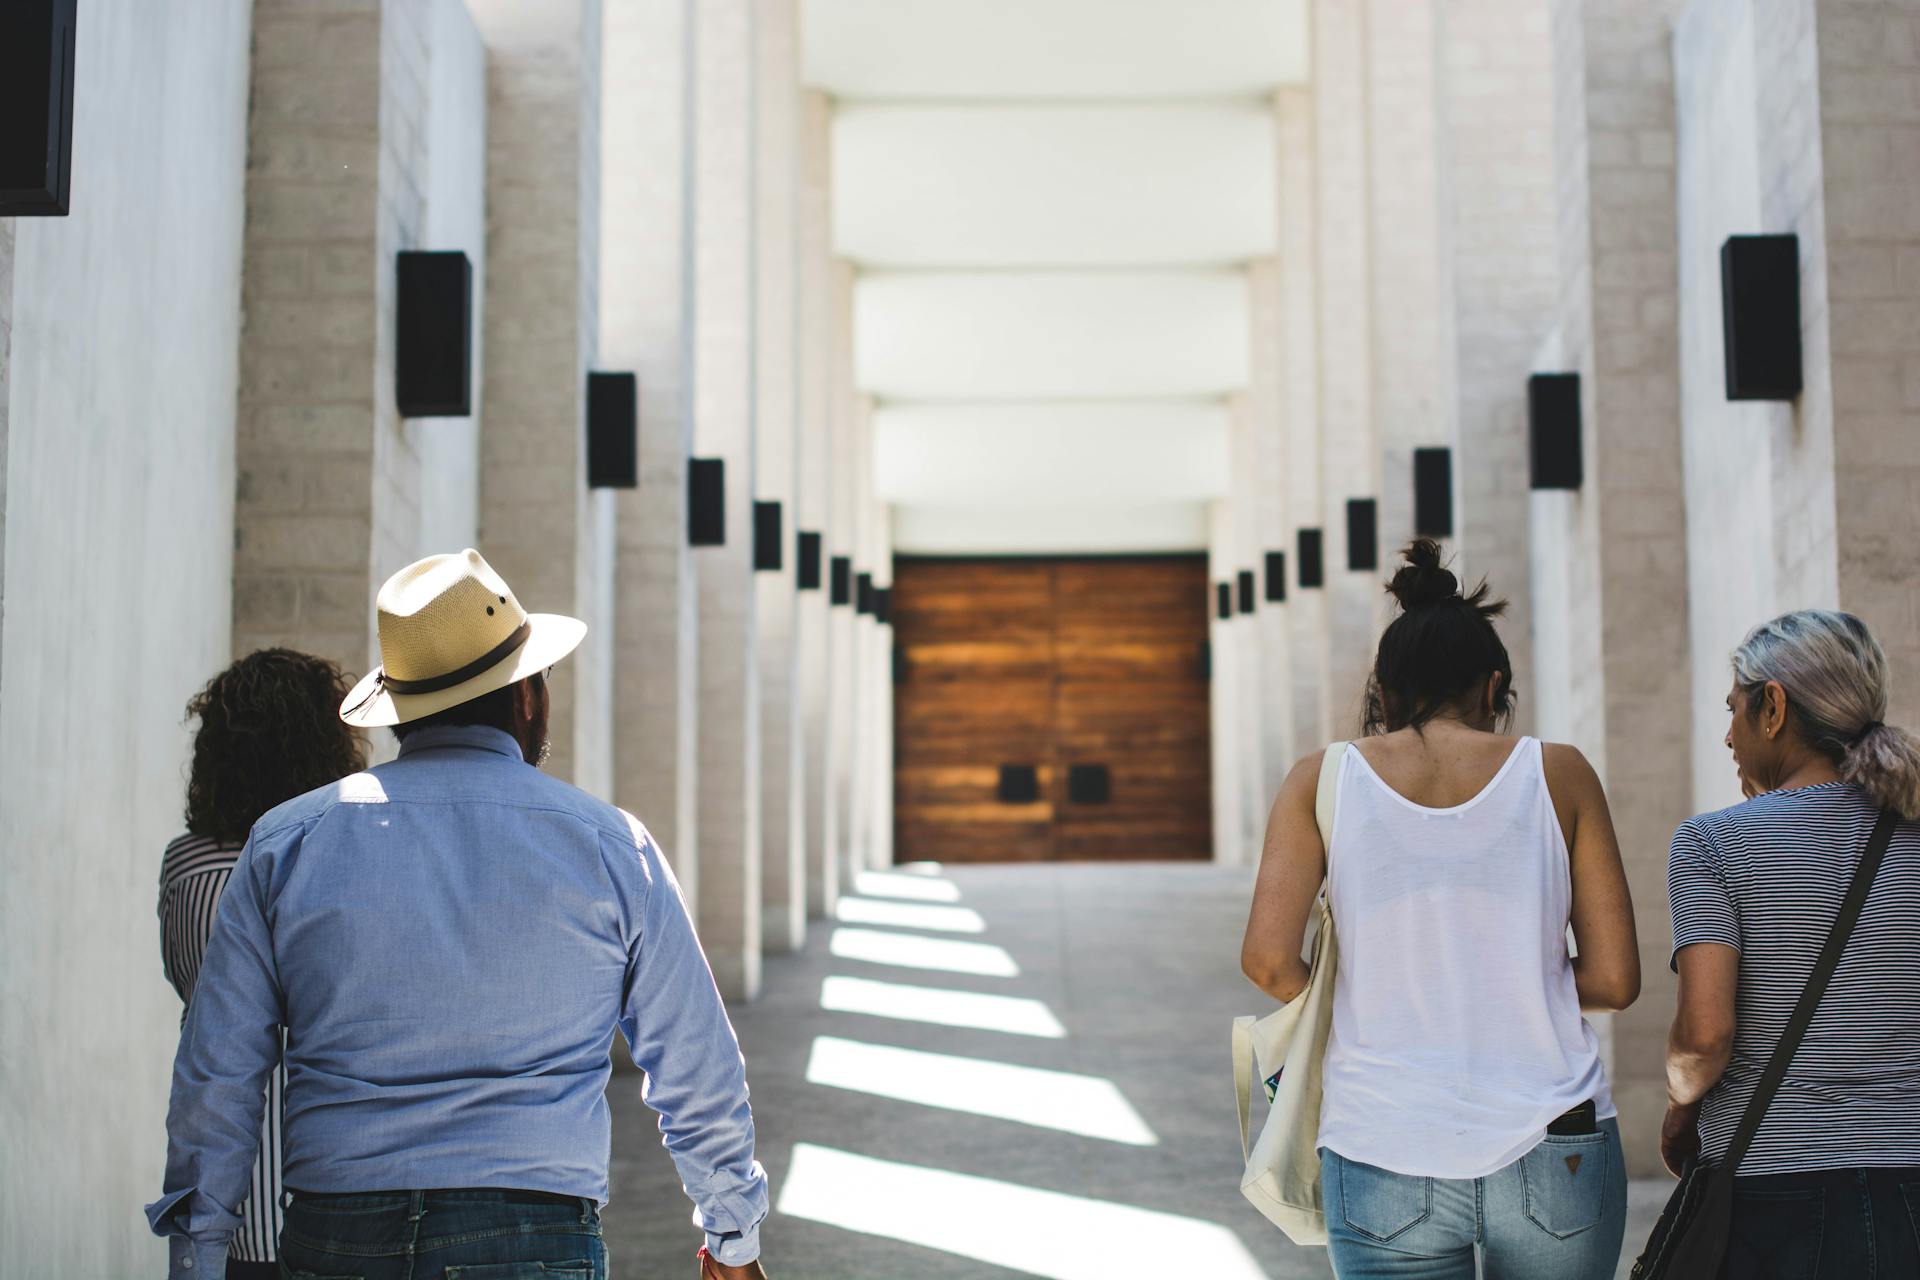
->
xmin=1233 ymin=741 xmax=1348 ymax=1246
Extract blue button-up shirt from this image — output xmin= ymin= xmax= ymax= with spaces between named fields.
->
xmin=147 ymin=725 xmax=767 ymax=1277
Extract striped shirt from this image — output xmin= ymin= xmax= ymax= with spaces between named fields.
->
xmin=160 ymin=833 xmax=284 ymax=1263
xmin=1668 ymin=781 xmax=1920 ymax=1175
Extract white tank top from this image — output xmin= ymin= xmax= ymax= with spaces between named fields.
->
xmin=1316 ymin=736 xmax=1614 ymax=1178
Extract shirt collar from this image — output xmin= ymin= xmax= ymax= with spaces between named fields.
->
xmin=395 ymin=723 xmax=525 ymax=762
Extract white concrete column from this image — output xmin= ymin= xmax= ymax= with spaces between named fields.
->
xmin=1229 ymin=393 xmax=1267 ymax=859
xmin=1248 ymin=259 xmax=1295 ymax=792
xmin=601 ymin=0 xmax=700 ymax=873
xmin=233 ymin=0 xmax=436 ymax=679
xmin=868 ymin=505 xmax=895 ymax=870
xmin=1313 ymin=0 xmax=1382 ymax=737
xmin=847 ymin=390 xmax=877 ymax=873
xmin=825 ymin=258 xmax=858 ymax=890
xmin=472 ymin=0 xmax=613 ymax=793
xmin=1542 ymin=0 xmax=1691 ymax=1175
xmin=795 ymin=88 xmax=838 ymax=916
xmin=1274 ymin=87 xmax=1331 ymax=752
xmin=754 ymin=0 xmax=805 ymax=952
xmin=0 ymin=216 xmax=11 ymax=668
xmin=1207 ymin=501 xmax=1244 ymax=866
xmin=1366 ymin=0 xmax=1447 ymax=565
xmin=691 ymin=0 xmax=762 ymax=1000
xmin=1437 ymin=0 xmax=1558 ymax=729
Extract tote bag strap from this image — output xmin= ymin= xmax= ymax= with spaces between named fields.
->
xmin=1234 ymin=1015 xmax=1257 ymax=1161
xmin=1316 ymin=743 xmax=1348 ymax=859
xmin=1719 ymin=806 xmax=1898 ymax=1172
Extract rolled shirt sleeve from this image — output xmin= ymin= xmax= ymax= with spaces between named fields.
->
xmin=146 ymin=833 xmax=286 ymax=1278
xmin=1668 ymin=818 xmax=1741 ymax=971
xmin=609 ymin=814 xmax=769 ymax=1264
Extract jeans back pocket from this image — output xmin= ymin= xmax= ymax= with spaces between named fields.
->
xmin=1520 ymin=1133 xmax=1611 ymax=1239
xmin=1334 ymin=1153 xmax=1434 ymax=1243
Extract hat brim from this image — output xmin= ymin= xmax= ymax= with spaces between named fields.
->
xmin=339 ymin=613 xmax=587 ymax=728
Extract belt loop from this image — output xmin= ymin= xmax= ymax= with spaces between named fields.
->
xmin=578 ymin=1196 xmax=592 ymax=1225
xmin=408 ymin=1189 xmax=427 ymax=1223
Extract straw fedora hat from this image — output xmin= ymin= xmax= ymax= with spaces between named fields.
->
xmin=340 ymin=548 xmax=586 ymax=728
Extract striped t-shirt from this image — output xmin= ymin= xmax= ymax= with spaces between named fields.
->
xmin=160 ymin=833 xmax=285 ymax=1263
xmin=1668 ymin=782 xmax=1920 ymax=1175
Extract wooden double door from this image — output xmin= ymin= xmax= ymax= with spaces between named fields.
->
xmin=892 ymin=556 xmax=1213 ymax=863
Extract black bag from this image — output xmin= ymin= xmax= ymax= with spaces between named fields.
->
xmin=1630 ymin=807 xmax=1898 ymax=1279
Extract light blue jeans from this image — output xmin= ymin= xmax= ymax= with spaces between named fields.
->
xmin=1320 ymin=1119 xmax=1627 ymax=1279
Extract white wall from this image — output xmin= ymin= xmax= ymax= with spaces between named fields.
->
xmin=409 ymin=0 xmax=489 ymax=558
xmin=0 ymin=2 xmax=253 ymax=1273
xmin=1675 ymin=0 xmax=1776 ymax=814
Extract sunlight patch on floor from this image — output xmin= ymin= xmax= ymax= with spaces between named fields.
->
xmin=834 ymin=896 xmax=987 ymax=933
xmin=828 ymin=927 xmax=1020 ymax=977
xmin=777 ymin=1144 xmax=1271 ymax=1280
xmin=852 ymin=870 xmax=962 ymax=902
xmin=804 ymin=1036 xmax=1158 ymax=1146
xmin=819 ymin=975 xmax=1066 ymax=1038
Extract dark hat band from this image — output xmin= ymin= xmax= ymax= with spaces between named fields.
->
xmin=380 ymin=620 xmax=533 ymax=695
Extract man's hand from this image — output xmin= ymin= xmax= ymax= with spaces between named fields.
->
xmin=699 ymin=1247 xmax=768 ymax=1280
xmin=1660 ymin=1100 xmax=1700 ymax=1178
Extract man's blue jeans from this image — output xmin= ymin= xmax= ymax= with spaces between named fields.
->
xmin=1320 ymin=1118 xmax=1628 ymax=1279
xmin=277 ymin=1189 xmax=608 ymax=1280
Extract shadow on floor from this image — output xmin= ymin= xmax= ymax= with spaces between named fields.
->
xmin=603 ymin=862 xmax=1670 ymax=1280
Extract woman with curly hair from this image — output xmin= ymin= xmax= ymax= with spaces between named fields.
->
xmin=160 ymin=648 xmax=365 ymax=1279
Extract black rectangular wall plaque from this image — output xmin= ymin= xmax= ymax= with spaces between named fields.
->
xmin=1067 ymin=764 xmax=1111 ymax=805
xmin=1346 ymin=500 xmax=1378 ymax=572
xmin=1298 ymin=529 xmax=1325 ymax=588
xmin=1216 ymin=582 xmax=1233 ymax=620
xmin=688 ymin=458 xmax=725 ymax=546
xmin=1721 ymin=234 xmax=1803 ymax=400
xmin=753 ymin=501 xmax=782 ymax=571
xmin=830 ymin=555 xmax=852 ymax=605
xmin=396 ymin=252 xmax=474 ymax=417
xmin=586 ymin=371 xmax=638 ymax=487
xmin=1265 ymin=551 xmax=1287 ymax=603
xmin=1529 ymin=373 xmax=1583 ymax=490
xmin=797 ymin=532 xmax=823 ymax=590
xmin=1237 ymin=570 xmax=1255 ymax=615
xmin=856 ymin=572 xmax=875 ymax=615
xmin=1414 ymin=447 xmax=1453 ymax=537
xmin=997 ymin=764 xmax=1039 ymax=804
xmin=0 ymin=0 xmax=77 ymax=216
xmin=874 ymin=587 xmax=892 ymax=624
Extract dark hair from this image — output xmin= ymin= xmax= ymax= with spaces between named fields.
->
xmin=388 ymin=674 xmax=536 ymax=742
xmin=1362 ymin=538 xmax=1515 ymax=735
xmin=185 ymin=648 xmax=367 ymax=842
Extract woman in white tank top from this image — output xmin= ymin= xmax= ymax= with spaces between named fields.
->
xmin=1241 ymin=540 xmax=1642 ymax=1280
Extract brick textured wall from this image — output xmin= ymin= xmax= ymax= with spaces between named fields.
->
xmin=1439 ymin=0 xmax=1559 ymax=729
xmin=1274 ymin=88 xmax=1330 ymax=751
xmin=1367 ymin=0 xmax=1446 ymax=567
xmin=1545 ymin=0 xmax=1693 ymax=1177
xmin=1815 ymin=0 xmax=1920 ymax=725
xmin=1313 ymin=0 xmax=1382 ymax=737
xmin=233 ymin=3 xmax=386 ymax=674
xmin=471 ymin=0 xmax=609 ymax=791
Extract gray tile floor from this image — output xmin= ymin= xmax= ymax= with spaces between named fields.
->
xmin=603 ymin=863 xmax=1668 ymax=1280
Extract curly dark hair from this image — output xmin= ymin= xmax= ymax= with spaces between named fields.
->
xmin=184 ymin=648 xmax=368 ymax=843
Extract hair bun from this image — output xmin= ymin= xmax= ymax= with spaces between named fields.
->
xmin=1387 ymin=537 xmax=1459 ymax=612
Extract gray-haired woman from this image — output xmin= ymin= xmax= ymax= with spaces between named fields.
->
xmin=1664 ymin=609 xmax=1920 ymax=1279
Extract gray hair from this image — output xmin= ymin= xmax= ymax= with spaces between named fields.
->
xmin=1732 ymin=609 xmax=1920 ymax=819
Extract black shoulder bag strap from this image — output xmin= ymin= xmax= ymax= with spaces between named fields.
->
xmin=1718 ymin=806 xmax=1898 ymax=1173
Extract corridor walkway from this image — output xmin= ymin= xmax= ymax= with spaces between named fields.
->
xmin=604 ymin=863 xmax=1664 ymax=1278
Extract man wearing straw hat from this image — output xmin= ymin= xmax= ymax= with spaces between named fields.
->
xmin=149 ymin=550 xmax=770 ymax=1280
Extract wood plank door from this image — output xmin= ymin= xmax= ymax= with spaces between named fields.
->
xmin=892 ymin=556 xmax=1213 ymax=863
